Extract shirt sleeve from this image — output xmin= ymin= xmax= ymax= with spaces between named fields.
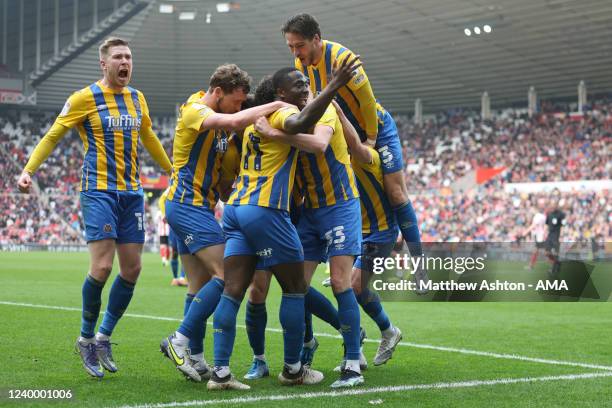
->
xmin=55 ymin=91 xmax=89 ymax=129
xmin=24 ymin=122 xmax=70 ymax=174
xmin=138 ymin=92 xmax=153 ymax=129
xmin=337 ymin=50 xmax=379 ymax=137
xmin=270 ymin=107 xmax=301 ymax=130
xmin=181 ymin=103 xmax=214 ymax=132
xmin=337 ymin=50 xmax=370 ymax=92
xmin=140 ymin=126 xmax=172 ymax=174
xmin=315 ymin=105 xmax=337 ymax=130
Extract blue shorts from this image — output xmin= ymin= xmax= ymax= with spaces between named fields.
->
xmin=298 ymin=198 xmax=362 ymax=263
xmin=376 ymin=111 xmax=404 ymax=175
xmin=165 ymin=200 xmax=225 ymax=255
xmin=168 ymin=227 xmax=180 ymax=250
xmin=223 ymin=205 xmax=304 ymax=269
xmin=80 ymin=190 xmax=145 ymax=244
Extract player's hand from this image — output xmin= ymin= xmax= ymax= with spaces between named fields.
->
xmin=331 ymin=99 xmax=345 ymax=117
xmin=364 ymin=138 xmax=376 ymax=147
xmin=254 ymin=117 xmax=275 ymax=138
xmin=17 ymin=171 xmax=32 ymax=193
xmin=329 ymin=54 xmax=363 ymax=90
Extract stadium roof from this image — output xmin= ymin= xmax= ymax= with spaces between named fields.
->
xmin=19 ymin=0 xmax=612 ymax=114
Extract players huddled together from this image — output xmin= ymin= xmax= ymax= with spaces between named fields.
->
xmin=18 ymin=13 xmax=427 ymax=389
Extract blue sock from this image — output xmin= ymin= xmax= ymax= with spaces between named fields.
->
xmin=81 ymin=274 xmax=104 ymax=338
xmin=98 ymin=275 xmax=135 ymax=336
xmin=356 ymin=289 xmax=390 ymax=331
xmin=245 ymin=301 xmax=267 ymax=356
xmin=184 ymin=293 xmax=204 ymax=352
xmin=305 ymin=287 xmax=340 ymax=330
xmin=335 ymin=288 xmax=361 ymax=361
xmin=394 ymin=200 xmax=423 ymax=256
xmin=213 ymin=294 xmax=241 ymax=367
xmin=178 ymin=278 xmax=223 ymax=355
xmin=170 ymin=258 xmax=179 ymax=279
xmin=179 ymin=265 xmax=185 ymax=279
xmin=279 ymin=293 xmax=305 ymax=365
xmin=184 ymin=293 xmax=195 ymax=317
xmin=304 ymin=310 xmax=314 ymax=343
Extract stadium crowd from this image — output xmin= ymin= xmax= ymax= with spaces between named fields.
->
xmin=396 ymin=100 xmax=611 ymax=192
xmin=1 ymin=100 xmax=610 ymax=245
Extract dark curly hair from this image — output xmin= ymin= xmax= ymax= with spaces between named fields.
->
xmin=253 ymin=75 xmax=276 ymax=106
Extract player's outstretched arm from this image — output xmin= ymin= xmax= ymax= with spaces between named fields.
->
xmin=18 ymin=122 xmax=70 ymax=193
xmin=140 ymin=126 xmax=172 ymax=175
xmin=333 ymin=100 xmax=372 ymax=164
xmin=284 ymin=55 xmax=362 ymax=135
xmin=254 ymin=117 xmax=332 ymax=154
xmin=202 ymin=101 xmax=293 ymax=132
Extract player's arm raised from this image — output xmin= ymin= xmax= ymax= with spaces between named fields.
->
xmin=332 ymin=100 xmax=372 ymax=164
xmin=254 ymin=116 xmax=332 ymax=154
xmin=283 ymin=54 xmax=362 ymax=135
xmin=201 ymin=101 xmax=293 ymax=132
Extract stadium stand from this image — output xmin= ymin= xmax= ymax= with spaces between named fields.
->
xmin=1 ymin=100 xmax=609 ymax=245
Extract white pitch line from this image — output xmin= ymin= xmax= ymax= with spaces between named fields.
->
xmin=112 ymin=371 xmax=612 ymax=408
xmin=2 ymin=300 xmax=612 ymax=372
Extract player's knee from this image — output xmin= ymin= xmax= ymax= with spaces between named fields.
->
xmin=386 ymin=184 xmax=408 ymax=206
xmin=280 ymin=277 xmax=307 ymax=295
xmin=121 ymin=262 xmax=142 ymax=282
xmin=249 ymin=286 xmax=267 ymax=303
xmin=90 ymin=263 xmax=113 ymax=281
xmin=223 ymin=284 xmax=246 ymax=301
xmin=330 ymin=273 xmax=351 ymax=293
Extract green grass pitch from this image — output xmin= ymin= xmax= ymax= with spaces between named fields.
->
xmin=0 ymin=252 xmax=610 ymax=407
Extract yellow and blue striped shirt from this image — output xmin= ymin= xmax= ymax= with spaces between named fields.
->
xmin=353 ymin=148 xmax=397 ymax=235
xmin=296 ymin=105 xmax=359 ymax=209
xmin=167 ymin=91 xmax=229 ymax=208
xmin=295 ymin=40 xmax=385 ymax=140
xmin=228 ymin=107 xmax=301 ymax=211
xmin=55 ymin=81 xmax=151 ymax=191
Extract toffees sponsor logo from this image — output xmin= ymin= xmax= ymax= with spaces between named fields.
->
xmin=105 ymin=114 xmax=141 ymax=132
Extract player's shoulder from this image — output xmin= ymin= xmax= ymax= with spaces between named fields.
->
xmin=126 ymin=85 xmax=145 ymax=99
xmin=324 ymin=40 xmax=354 ymax=59
xmin=270 ymin=106 xmax=300 ymax=121
xmin=67 ymin=85 xmax=94 ymax=103
xmin=184 ymin=93 xmax=213 ymax=116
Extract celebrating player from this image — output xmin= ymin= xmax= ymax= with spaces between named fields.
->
xmin=17 ymin=37 xmax=172 ymax=379
xmin=333 ymin=100 xmax=403 ymax=366
xmin=281 ymin=14 xmax=428 ymax=291
xmin=209 ymin=56 xmax=360 ymax=391
xmin=159 ymin=64 xmax=293 ymax=382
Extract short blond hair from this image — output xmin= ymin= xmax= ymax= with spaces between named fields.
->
xmin=209 ymin=64 xmax=251 ymax=94
xmin=99 ymin=37 xmax=129 ymax=59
